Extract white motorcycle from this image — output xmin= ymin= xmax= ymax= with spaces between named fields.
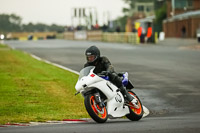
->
xmin=75 ymin=66 xmax=143 ymax=123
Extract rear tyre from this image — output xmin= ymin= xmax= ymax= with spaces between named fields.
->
xmin=126 ymin=91 xmax=143 ymax=121
xmin=84 ymin=94 xmax=108 ymax=123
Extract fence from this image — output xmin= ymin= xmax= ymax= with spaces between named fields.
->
xmin=63 ymin=32 xmax=74 ymax=40
xmin=87 ymin=31 xmax=102 ymax=41
xmin=63 ymin=31 xmax=140 ymax=44
xmin=102 ymin=32 xmax=139 ymax=44
xmin=5 ymin=31 xmax=157 ymax=44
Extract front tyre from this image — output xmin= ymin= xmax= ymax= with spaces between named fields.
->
xmin=126 ymin=91 xmax=143 ymax=121
xmin=84 ymin=94 xmax=108 ymax=123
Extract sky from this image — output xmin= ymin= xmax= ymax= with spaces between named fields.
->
xmin=0 ymin=0 xmax=127 ymax=26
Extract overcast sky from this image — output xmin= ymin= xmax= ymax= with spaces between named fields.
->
xmin=0 ymin=0 xmax=127 ymax=26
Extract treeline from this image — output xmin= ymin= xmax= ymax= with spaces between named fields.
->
xmin=0 ymin=13 xmax=65 ymax=33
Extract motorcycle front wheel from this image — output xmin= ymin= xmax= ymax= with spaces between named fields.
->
xmin=84 ymin=94 xmax=108 ymax=123
xmin=126 ymin=91 xmax=143 ymax=121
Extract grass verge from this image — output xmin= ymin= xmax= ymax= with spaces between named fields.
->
xmin=0 ymin=43 xmax=88 ymax=124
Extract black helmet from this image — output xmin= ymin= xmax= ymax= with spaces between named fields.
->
xmin=85 ymin=46 xmax=100 ymax=64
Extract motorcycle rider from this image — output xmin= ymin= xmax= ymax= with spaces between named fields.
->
xmin=84 ymin=45 xmax=137 ymax=106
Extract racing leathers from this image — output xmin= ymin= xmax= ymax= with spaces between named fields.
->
xmin=84 ymin=56 xmax=134 ymax=103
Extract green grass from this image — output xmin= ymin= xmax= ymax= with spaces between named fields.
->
xmin=0 ymin=44 xmax=89 ymax=124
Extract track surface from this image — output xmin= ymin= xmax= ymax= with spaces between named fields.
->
xmin=1 ymin=39 xmax=200 ymax=133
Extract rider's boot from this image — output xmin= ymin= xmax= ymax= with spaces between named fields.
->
xmin=120 ymin=86 xmax=138 ymax=108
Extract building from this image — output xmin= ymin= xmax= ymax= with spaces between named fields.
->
xmin=134 ymin=2 xmax=155 ymax=17
xmin=126 ymin=0 xmax=155 ymax=32
xmin=163 ymin=0 xmax=200 ymax=38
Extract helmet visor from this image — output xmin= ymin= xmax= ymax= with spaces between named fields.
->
xmin=86 ymin=55 xmax=96 ymax=63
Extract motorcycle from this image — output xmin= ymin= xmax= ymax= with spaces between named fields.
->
xmin=75 ymin=66 xmax=143 ymax=123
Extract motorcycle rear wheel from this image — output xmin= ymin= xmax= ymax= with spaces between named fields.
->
xmin=126 ymin=91 xmax=143 ymax=121
xmin=84 ymin=94 xmax=108 ymax=123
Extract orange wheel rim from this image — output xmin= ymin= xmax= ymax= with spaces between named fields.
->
xmin=129 ymin=92 xmax=142 ymax=115
xmin=90 ymin=96 xmax=107 ymax=119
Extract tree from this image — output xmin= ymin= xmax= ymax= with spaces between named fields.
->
xmin=114 ymin=15 xmax=128 ymax=32
xmin=122 ymin=0 xmax=136 ymax=16
xmin=34 ymin=23 xmax=49 ymax=32
xmin=0 ymin=14 xmax=22 ymax=32
xmin=22 ymin=23 xmax=34 ymax=32
xmin=49 ymin=24 xmax=65 ymax=33
xmin=154 ymin=3 xmax=167 ymax=32
xmin=0 ymin=13 xmax=65 ymax=33
xmin=155 ymin=3 xmax=167 ymax=23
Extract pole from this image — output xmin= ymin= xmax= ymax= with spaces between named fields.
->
xmin=172 ymin=0 xmax=175 ymax=16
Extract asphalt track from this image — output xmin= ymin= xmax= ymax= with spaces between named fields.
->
xmin=1 ymin=39 xmax=200 ymax=133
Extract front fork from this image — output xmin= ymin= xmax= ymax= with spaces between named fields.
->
xmin=94 ymin=92 xmax=105 ymax=108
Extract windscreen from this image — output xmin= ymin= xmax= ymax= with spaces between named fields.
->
xmin=78 ymin=66 xmax=95 ymax=79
